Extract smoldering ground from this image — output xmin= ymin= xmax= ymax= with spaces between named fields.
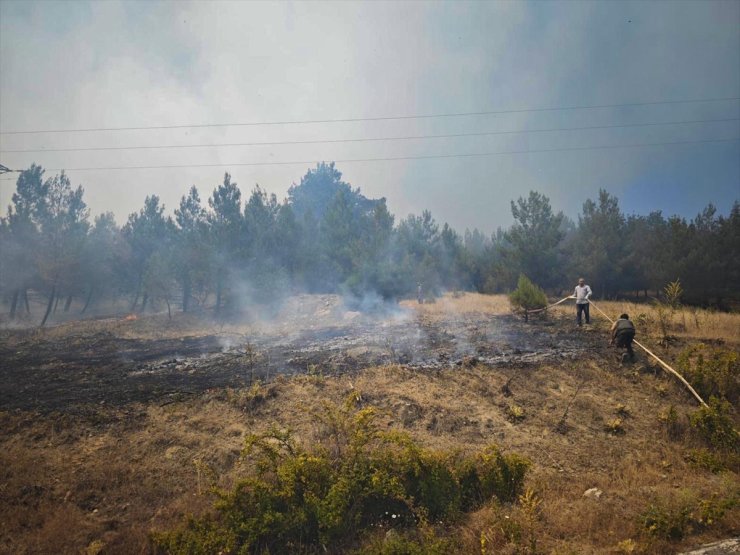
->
xmin=0 ymin=292 xmax=592 ymax=413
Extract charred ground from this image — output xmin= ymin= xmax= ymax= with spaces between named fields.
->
xmin=0 ymin=295 xmax=588 ymax=413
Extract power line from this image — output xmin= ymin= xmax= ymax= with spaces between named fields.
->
xmin=1 ymin=96 xmax=738 ymax=135
xmin=2 ymin=117 xmax=737 ymax=154
xmin=1 ymin=137 xmax=736 ymax=179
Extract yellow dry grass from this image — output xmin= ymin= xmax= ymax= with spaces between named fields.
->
xmin=400 ymin=292 xmax=512 ymax=320
xmin=551 ymin=299 xmax=740 ymax=345
xmin=1 ymin=292 xmax=737 ymax=554
xmin=3 ymin=356 xmax=737 ymax=554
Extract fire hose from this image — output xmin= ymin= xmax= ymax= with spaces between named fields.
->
xmin=587 ymin=299 xmax=707 ymax=407
xmin=513 ymin=294 xmax=707 ymax=406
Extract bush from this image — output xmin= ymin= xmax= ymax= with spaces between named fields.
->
xmin=153 ymin=401 xmax=530 ymax=554
xmin=509 ymin=275 xmax=547 ymax=313
xmin=678 ymin=344 xmax=739 ymax=404
xmin=353 ymin=527 xmax=453 ymax=555
xmin=684 ymin=448 xmax=731 ymax=473
xmin=689 ymin=397 xmax=739 ymax=453
xmin=641 ymin=503 xmax=692 ymax=541
xmin=640 ymin=493 xmax=738 ymax=542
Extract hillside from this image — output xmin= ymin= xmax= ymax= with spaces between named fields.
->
xmin=0 ymin=293 xmax=737 ymax=554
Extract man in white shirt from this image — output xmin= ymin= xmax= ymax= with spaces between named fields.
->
xmin=574 ymin=278 xmax=592 ymax=326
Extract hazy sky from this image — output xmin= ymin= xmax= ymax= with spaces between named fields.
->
xmin=1 ymin=0 xmax=738 ymax=233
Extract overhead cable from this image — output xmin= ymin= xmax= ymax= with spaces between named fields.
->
xmin=1 ymin=96 xmax=738 ymax=135
xmin=0 ymin=136 xmax=735 ymax=179
xmin=2 ymin=117 xmax=737 ymax=154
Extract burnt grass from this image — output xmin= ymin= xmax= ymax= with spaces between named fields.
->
xmin=0 ymin=307 xmax=598 ymax=413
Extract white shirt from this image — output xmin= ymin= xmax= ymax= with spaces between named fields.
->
xmin=574 ymin=284 xmax=592 ymax=304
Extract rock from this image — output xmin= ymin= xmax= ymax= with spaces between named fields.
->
xmin=583 ymin=487 xmax=603 ymax=500
xmin=678 ymin=538 xmax=740 ymax=554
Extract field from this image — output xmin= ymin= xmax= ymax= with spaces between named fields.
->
xmin=0 ymin=293 xmax=738 ymax=554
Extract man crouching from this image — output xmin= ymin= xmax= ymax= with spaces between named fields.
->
xmin=611 ymin=313 xmax=636 ymax=363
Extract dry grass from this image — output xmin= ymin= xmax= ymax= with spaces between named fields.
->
xmin=401 ymin=292 xmax=512 ymax=320
xmin=552 ymin=300 xmax=740 ymax=346
xmin=0 ymin=401 xmax=249 ymax=554
xmin=2 ymin=357 xmax=737 ymax=553
xmin=1 ymin=293 xmax=737 ymax=554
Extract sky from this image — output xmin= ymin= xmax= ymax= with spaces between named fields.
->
xmin=1 ymin=0 xmax=738 ymax=234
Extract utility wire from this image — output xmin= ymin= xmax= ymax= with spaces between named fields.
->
xmin=1 ymin=96 xmax=738 ymax=135
xmin=0 ymin=137 xmax=736 ymax=179
xmin=2 ymin=117 xmax=737 ymax=154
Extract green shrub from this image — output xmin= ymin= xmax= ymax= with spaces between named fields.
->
xmin=640 ymin=493 xmax=738 ymax=542
xmin=678 ymin=344 xmax=739 ymax=403
xmin=641 ymin=503 xmax=692 ymax=540
xmin=509 ymin=275 xmax=547 ymax=313
xmin=353 ymin=527 xmax=453 ymax=555
xmin=684 ymin=448 xmax=731 ymax=473
xmin=663 ymin=279 xmax=683 ymax=309
xmin=505 ymin=404 xmax=525 ymax=423
xmin=457 ymin=446 xmax=530 ymax=511
xmin=154 ymin=402 xmax=530 ymax=554
xmin=689 ymin=397 xmax=739 ymax=453
xmin=152 ymin=515 xmax=235 ymax=555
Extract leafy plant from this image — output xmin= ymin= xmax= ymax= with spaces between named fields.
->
xmin=641 ymin=503 xmax=692 ymax=540
xmin=640 ymin=493 xmax=738 ymax=542
xmin=615 ymin=403 xmax=630 ymax=417
xmin=654 ymin=303 xmax=672 ymax=343
xmin=605 ymin=418 xmax=625 ymax=435
xmin=689 ymin=397 xmax=739 ymax=453
xmin=506 ymin=404 xmax=525 ymax=423
xmin=678 ymin=344 xmax=739 ymax=403
xmin=153 ymin=401 xmax=530 ymax=554
xmin=684 ymin=448 xmax=729 ymax=473
xmin=353 ymin=525 xmax=453 ymax=554
xmin=663 ymin=279 xmax=683 ymax=309
xmin=509 ymin=274 xmax=547 ymax=321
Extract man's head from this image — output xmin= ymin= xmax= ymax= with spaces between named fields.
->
xmin=620 ymin=313 xmax=629 ymax=320
xmin=578 ymin=278 xmax=585 ymax=286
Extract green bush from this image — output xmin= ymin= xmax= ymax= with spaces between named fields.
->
xmin=689 ymin=397 xmax=739 ymax=453
xmin=678 ymin=344 xmax=739 ymax=404
xmin=509 ymin=274 xmax=548 ymax=313
xmin=153 ymin=401 xmax=530 ymax=554
xmin=640 ymin=493 xmax=738 ymax=542
xmin=641 ymin=503 xmax=693 ymax=540
xmin=353 ymin=528 xmax=453 ymax=555
xmin=684 ymin=448 xmax=732 ymax=473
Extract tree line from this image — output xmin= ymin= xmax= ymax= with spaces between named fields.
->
xmin=1 ymin=162 xmax=738 ymax=324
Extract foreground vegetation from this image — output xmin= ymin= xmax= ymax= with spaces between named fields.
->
xmin=154 ymin=399 xmax=530 ymax=554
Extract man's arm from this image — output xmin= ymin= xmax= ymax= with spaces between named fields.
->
xmin=586 ymin=285 xmax=592 ymax=299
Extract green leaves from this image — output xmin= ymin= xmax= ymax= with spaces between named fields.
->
xmin=156 ymin=404 xmax=530 ymax=554
xmin=509 ymin=274 xmax=548 ymax=312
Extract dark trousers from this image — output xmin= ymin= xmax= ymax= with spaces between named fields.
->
xmin=616 ymin=330 xmax=635 ymax=359
xmin=576 ymin=303 xmax=590 ymax=325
